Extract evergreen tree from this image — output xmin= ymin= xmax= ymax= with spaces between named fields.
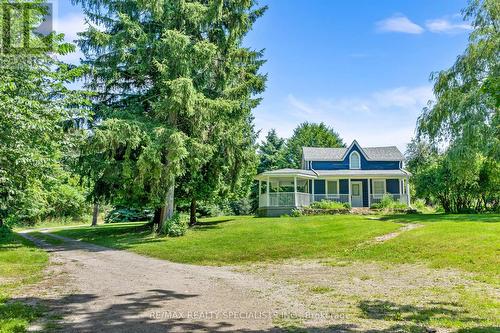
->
xmin=74 ymin=0 xmax=267 ymax=229
xmin=258 ymin=129 xmax=286 ymax=173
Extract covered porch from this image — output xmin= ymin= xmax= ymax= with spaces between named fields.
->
xmin=255 ymin=169 xmax=411 ymax=216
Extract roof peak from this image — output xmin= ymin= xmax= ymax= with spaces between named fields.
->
xmin=302 ymin=143 xmax=404 ymax=161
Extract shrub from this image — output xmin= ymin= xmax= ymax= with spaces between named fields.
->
xmin=0 ymin=225 xmax=11 ymax=238
xmin=48 ymin=184 xmax=87 ymax=218
xmin=412 ymin=199 xmax=437 ymax=213
xmin=290 ymin=209 xmax=303 ymax=217
xmin=105 ymin=208 xmax=153 ymax=223
xmin=160 ymin=213 xmax=188 ymax=237
xmin=311 ymin=200 xmax=351 ymax=210
xmin=371 ymin=194 xmax=407 ymax=210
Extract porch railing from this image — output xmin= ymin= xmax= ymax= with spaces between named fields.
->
xmin=259 ymin=193 xmax=350 ymax=207
xmin=311 ymin=194 xmax=350 ymax=204
xmin=259 ymin=192 xmax=409 ymax=207
xmin=370 ymin=194 xmax=407 ymax=205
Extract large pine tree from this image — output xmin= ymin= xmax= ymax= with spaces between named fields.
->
xmin=75 ymin=0 xmax=267 ymax=229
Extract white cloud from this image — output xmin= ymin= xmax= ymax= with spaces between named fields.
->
xmin=254 ymin=86 xmax=434 ymax=151
xmin=56 ymin=13 xmax=87 ymax=43
xmin=425 ymin=18 xmax=472 ymax=34
xmin=376 ymin=15 xmax=424 ymax=34
xmin=371 ymin=86 xmax=433 ymax=110
xmin=287 ymin=94 xmax=316 ymax=115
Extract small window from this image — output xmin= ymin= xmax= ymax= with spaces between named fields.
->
xmin=350 ymin=151 xmax=360 ymax=169
xmin=373 ymin=180 xmax=385 ymax=196
xmin=352 ymin=184 xmax=360 ymax=196
xmin=327 ymin=180 xmax=339 ymax=195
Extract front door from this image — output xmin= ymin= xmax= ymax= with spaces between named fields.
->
xmin=351 ymin=181 xmax=363 ymax=207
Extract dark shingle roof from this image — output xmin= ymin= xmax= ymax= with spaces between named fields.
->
xmin=315 ymin=169 xmax=411 ymax=177
xmin=303 ymin=142 xmax=404 ymax=161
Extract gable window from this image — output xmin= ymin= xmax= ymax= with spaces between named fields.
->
xmin=349 ymin=151 xmax=361 ymax=169
xmin=373 ymin=180 xmax=386 ymax=197
xmin=326 ymin=180 xmax=339 ymax=197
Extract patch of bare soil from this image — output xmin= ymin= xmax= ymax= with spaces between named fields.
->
xmin=234 ymin=260 xmax=499 ymax=332
xmin=373 ymin=223 xmax=422 ymax=242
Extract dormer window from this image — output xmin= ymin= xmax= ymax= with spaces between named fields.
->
xmin=349 ymin=151 xmax=360 ymax=169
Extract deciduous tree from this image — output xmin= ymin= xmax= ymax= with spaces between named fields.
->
xmin=0 ymin=2 xmax=88 ymax=226
xmin=285 ymin=122 xmax=344 ymax=168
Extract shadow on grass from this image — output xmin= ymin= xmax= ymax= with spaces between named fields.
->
xmin=192 ymin=218 xmax=237 ymax=231
xmin=379 ymin=214 xmax=500 ymax=224
xmin=6 ymin=290 xmax=499 ymax=333
xmin=358 ymin=299 xmax=483 ymax=326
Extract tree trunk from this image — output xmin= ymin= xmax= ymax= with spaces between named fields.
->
xmin=91 ymin=203 xmax=99 ymax=226
xmin=152 ymin=207 xmax=162 ymax=230
xmin=189 ymin=198 xmax=197 ymax=226
xmin=165 ymin=182 xmax=175 ymax=220
xmin=158 ymin=181 xmax=175 ymax=232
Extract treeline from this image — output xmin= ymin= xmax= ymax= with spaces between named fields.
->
xmin=0 ymin=1 xmax=90 ymax=226
xmin=405 ymin=139 xmax=499 ymax=213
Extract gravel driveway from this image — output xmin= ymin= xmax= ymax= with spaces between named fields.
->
xmin=17 ymin=229 xmax=498 ymax=333
xmin=17 ymin=232 xmax=291 ymax=333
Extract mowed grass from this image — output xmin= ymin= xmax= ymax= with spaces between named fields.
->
xmin=49 ymin=214 xmax=500 ymax=285
xmin=0 ymin=229 xmax=49 ymax=333
xmin=347 ymin=214 xmax=500 ymax=285
xmin=51 ymin=215 xmax=400 ymax=265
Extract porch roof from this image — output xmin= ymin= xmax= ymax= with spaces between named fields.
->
xmin=255 ymin=168 xmax=411 ymax=180
xmin=254 ymin=168 xmax=317 ymax=180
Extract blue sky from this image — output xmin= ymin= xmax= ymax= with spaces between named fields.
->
xmin=55 ymin=0 xmax=471 ymax=151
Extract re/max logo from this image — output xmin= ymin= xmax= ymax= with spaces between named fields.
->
xmin=1 ymin=2 xmax=53 ymax=54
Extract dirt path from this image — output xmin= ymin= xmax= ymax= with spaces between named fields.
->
xmin=373 ymin=223 xmax=422 ymax=242
xmin=17 ymin=232 xmax=297 ymax=333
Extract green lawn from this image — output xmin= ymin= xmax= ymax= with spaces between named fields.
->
xmin=51 ymin=215 xmax=400 ymax=265
xmin=348 ymin=214 xmax=500 ymax=285
xmin=49 ymin=214 xmax=500 ymax=285
xmin=0 ymin=229 xmax=49 ymax=333
xmin=14 ymin=215 xmax=100 ymax=232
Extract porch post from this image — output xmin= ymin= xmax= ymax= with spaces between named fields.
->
xmin=312 ymin=179 xmax=315 ymax=202
xmin=258 ymin=179 xmax=262 ymax=206
xmin=294 ymin=176 xmax=298 ymax=207
xmin=399 ymin=178 xmax=403 ymax=203
xmin=348 ymin=178 xmax=352 ymax=206
xmin=367 ymin=178 xmax=371 ymax=208
xmin=266 ymin=176 xmax=270 ymax=206
xmin=406 ymin=176 xmax=411 ymax=206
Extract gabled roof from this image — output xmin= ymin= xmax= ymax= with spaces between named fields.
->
xmin=302 ymin=140 xmax=404 ymax=162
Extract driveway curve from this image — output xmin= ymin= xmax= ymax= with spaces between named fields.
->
xmin=18 ymin=232 xmax=289 ymax=333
